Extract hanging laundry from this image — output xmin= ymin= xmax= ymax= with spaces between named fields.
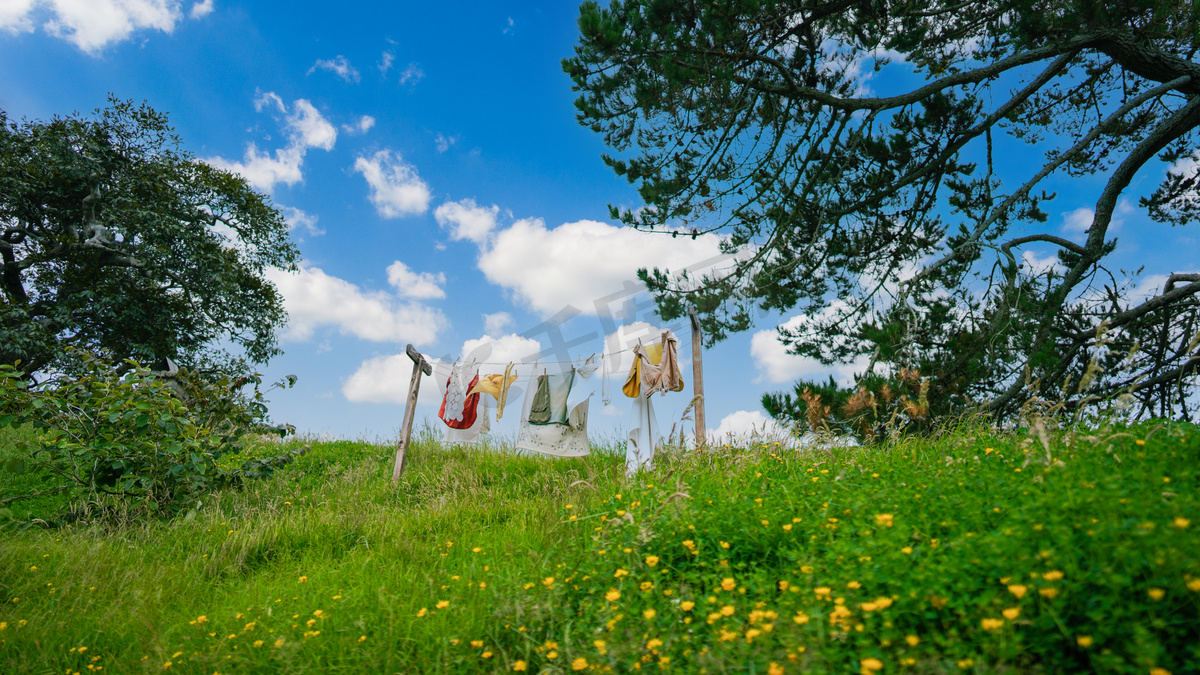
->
xmin=516 ymin=363 xmax=590 ymax=457
xmin=529 ymin=369 xmax=575 ymax=425
xmin=496 ymin=362 xmax=516 ymax=420
xmin=442 ymin=361 xmax=469 ymax=422
xmin=626 ymin=394 xmax=658 ymax=475
xmin=642 ymin=330 xmax=684 ymax=396
xmin=440 ymin=372 xmax=481 ymax=430
xmin=528 ymin=374 xmax=552 ymax=424
xmin=445 ymin=394 xmax=491 ymax=445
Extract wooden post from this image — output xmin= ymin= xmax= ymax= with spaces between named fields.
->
xmin=689 ymin=309 xmax=706 ymax=449
xmin=393 ymin=344 xmax=432 ymax=481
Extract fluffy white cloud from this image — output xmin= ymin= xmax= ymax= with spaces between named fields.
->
xmin=434 ymin=198 xmax=499 ymax=245
xmin=281 ymin=206 xmax=323 ymax=237
xmin=1061 ymin=199 xmax=1134 ymax=237
xmin=398 ymin=62 xmax=423 ymax=85
xmin=342 ymin=333 xmax=542 ymax=405
xmin=265 ymin=263 xmax=445 ymax=345
xmin=1020 ymin=249 xmax=1063 ymax=275
xmin=2 ymin=0 xmax=189 ymax=53
xmin=477 ymin=217 xmax=729 ymax=317
xmin=308 ymin=55 xmax=360 ymax=83
xmin=207 ymin=95 xmax=337 ymax=193
xmin=460 ymin=333 xmax=543 ymax=365
xmin=0 ymin=0 xmax=224 ymax=51
xmin=354 ymin=149 xmax=431 ymax=218
xmin=750 ymin=306 xmax=868 ymax=385
xmin=483 ymin=311 xmax=513 ymax=336
xmin=287 ymin=100 xmax=337 ymax=150
xmin=711 ymin=410 xmax=791 ymax=444
xmin=386 ymin=260 xmax=445 ymax=300
xmin=189 ymin=0 xmax=212 ymax=19
xmin=342 ymin=115 xmax=375 ymax=135
xmin=0 ymin=0 xmax=37 ymax=34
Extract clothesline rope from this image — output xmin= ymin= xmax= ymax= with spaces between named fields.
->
xmin=416 ymin=332 xmax=698 ymax=369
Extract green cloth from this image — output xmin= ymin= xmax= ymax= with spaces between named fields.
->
xmin=528 ymin=375 xmax=552 ymax=424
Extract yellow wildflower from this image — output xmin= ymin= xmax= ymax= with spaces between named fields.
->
xmin=645 ymin=555 xmax=659 ymax=566
xmin=572 ymin=658 xmax=588 ymax=671
xmin=298 ymin=576 xmax=307 ymax=583
xmin=513 ymin=661 xmax=527 ymax=672
xmin=1148 ymin=588 xmax=1165 ymax=601
xmin=981 ymin=618 xmax=1004 ymax=630
xmin=646 ymin=638 xmax=663 ymax=650
xmin=614 ymin=568 xmax=629 ymax=578
xmin=681 ymin=601 xmax=695 ymax=611
xmin=721 ymin=578 xmax=736 ymax=591
xmin=606 ymin=589 xmax=621 ymax=602
xmin=1076 ymin=635 xmax=1093 ymax=648
xmin=874 ymin=514 xmax=894 ymax=527
xmin=1002 ymin=607 xmax=1020 ymax=620
xmin=1007 ymin=584 xmax=1027 ymax=599
xmin=1039 ymin=587 xmax=1059 ymax=599
xmin=416 ymin=608 xmax=427 ymax=617
xmin=860 ymin=658 xmax=884 ymax=673
xmin=905 ymin=635 xmax=919 ymax=646
xmin=1042 ymin=570 xmax=1064 ymax=581
xmin=436 ymin=600 xmax=449 ymax=609
xmin=720 ymin=605 xmax=735 ymax=616
xmin=643 ymin=609 xmax=657 ymax=620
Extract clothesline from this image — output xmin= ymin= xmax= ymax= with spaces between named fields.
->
xmin=420 ymin=343 xmax=652 ymax=369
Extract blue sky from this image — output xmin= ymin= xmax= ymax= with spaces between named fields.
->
xmin=2 ymin=1 xmax=1196 ymax=441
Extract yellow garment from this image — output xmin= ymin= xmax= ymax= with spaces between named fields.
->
xmin=469 ymin=372 xmax=518 ymax=399
xmin=622 ymin=332 xmax=683 ymax=398
xmin=496 ymin=363 xmax=516 ymax=420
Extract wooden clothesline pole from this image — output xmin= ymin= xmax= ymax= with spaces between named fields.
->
xmin=689 ymin=308 xmax=706 ymax=449
xmin=393 ymin=343 xmax=432 ymax=482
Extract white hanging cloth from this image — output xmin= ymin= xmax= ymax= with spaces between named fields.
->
xmin=515 ymin=362 xmax=591 ymax=457
xmin=626 ymin=394 xmax=658 ymax=475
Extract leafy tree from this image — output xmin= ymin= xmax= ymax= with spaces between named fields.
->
xmin=566 ymin=0 xmax=1200 ymax=422
xmin=0 ymin=97 xmax=299 ymax=379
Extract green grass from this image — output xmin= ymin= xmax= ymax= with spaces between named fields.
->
xmin=1 ymin=421 xmax=1198 ymax=674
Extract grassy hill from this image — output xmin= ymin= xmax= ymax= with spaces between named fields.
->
xmin=1 ymin=421 xmax=1198 ymax=674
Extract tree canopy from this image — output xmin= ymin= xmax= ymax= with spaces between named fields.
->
xmin=0 ymin=98 xmax=299 ymax=379
xmin=566 ymin=0 xmax=1200 ymax=421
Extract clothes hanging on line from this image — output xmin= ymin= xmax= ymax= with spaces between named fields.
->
xmin=496 ymin=362 xmax=516 ymax=420
xmin=529 ymin=369 xmax=575 ymax=425
xmin=622 ymin=331 xmax=683 ymax=398
xmin=626 ymin=394 xmax=658 ymax=475
xmin=516 ymin=362 xmax=590 ymax=457
xmin=445 ymin=393 xmax=491 ymax=445
xmin=442 ymin=361 xmax=470 ymax=422
xmin=440 ymin=369 xmax=481 ymax=430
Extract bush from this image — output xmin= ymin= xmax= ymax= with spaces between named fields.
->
xmin=0 ymin=351 xmax=301 ymax=519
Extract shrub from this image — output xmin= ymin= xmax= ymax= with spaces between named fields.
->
xmin=0 ymin=351 xmax=301 ymax=519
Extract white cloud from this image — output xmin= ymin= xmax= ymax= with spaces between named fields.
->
xmin=281 ymin=206 xmax=323 ymax=237
xmin=286 ymin=99 xmax=337 ymax=150
xmin=3 ymin=0 xmax=189 ymax=53
xmin=483 ymin=312 xmax=513 ymax=336
xmin=189 ymin=0 xmax=212 ymax=19
xmin=434 ymin=198 xmax=499 ymax=245
xmin=378 ymin=50 xmax=394 ymax=76
xmin=342 ymin=353 xmax=420 ymax=404
xmin=398 ymin=62 xmax=423 ymax=85
xmin=750 ymin=306 xmax=868 ymax=385
xmin=0 ymin=0 xmax=37 ymax=34
xmin=711 ymin=410 xmax=791 ymax=444
xmin=308 ymin=55 xmax=360 ymax=83
xmin=1020 ymin=250 xmax=1063 ymax=275
xmin=386 ymin=260 xmax=445 ymax=300
xmin=1061 ymin=199 xmax=1134 ymax=237
xmin=206 ymin=95 xmax=337 ymax=193
xmin=434 ymin=133 xmax=458 ymax=153
xmin=342 ymin=332 xmax=542 ymax=405
xmin=502 ymin=16 xmax=514 ymax=33
xmin=477 ymin=218 xmax=729 ymax=317
xmin=253 ymin=90 xmax=284 ymax=113
xmin=459 ymin=333 xmax=543 ymax=365
xmin=354 ymin=149 xmax=431 ymax=218
xmin=265 ymin=263 xmax=445 ymax=345
xmin=342 ymin=115 xmax=375 ymax=135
